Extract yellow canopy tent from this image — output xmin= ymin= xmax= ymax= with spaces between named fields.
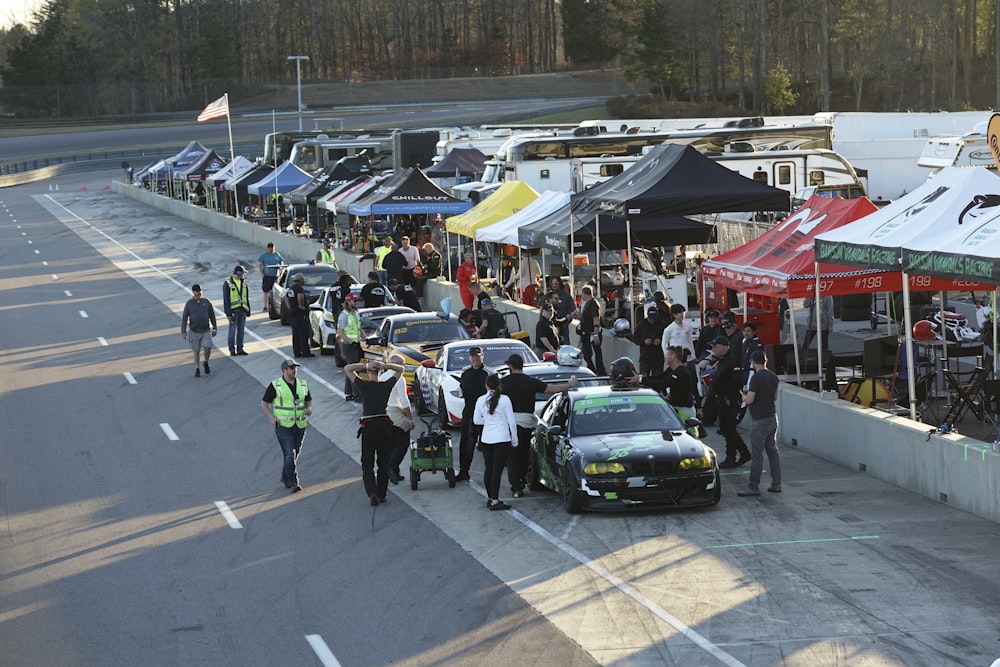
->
xmin=445 ymin=181 xmax=539 ymax=238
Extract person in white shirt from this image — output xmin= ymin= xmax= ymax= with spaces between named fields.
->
xmin=398 ymin=235 xmax=421 ymax=285
xmin=381 ymin=354 xmax=414 ymax=485
xmin=473 ymin=373 xmax=518 ymax=511
xmin=662 ymin=303 xmax=696 ymax=362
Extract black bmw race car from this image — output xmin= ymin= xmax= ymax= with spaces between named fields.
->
xmin=531 ymin=385 xmax=721 ymax=513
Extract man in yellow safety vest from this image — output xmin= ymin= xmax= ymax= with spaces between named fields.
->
xmin=260 ymin=359 xmax=313 ymax=493
xmin=223 ymin=265 xmax=251 ymax=356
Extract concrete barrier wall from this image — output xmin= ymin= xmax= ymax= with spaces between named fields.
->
xmin=777 ymin=382 xmax=1000 ymax=523
xmin=113 ymin=181 xmax=1000 ymax=524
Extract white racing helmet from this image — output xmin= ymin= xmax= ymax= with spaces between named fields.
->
xmin=612 ymin=317 xmax=631 ymax=337
xmin=555 ymin=345 xmax=584 ymax=367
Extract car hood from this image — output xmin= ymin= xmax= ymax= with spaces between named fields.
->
xmin=570 ymin=431 xmax=710 ymax=462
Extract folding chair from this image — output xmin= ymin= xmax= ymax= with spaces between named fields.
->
xmin=942 ymin=365 xmax=991 ymax=424
xmin=978 ymin=379 xmax=1000 ymax=444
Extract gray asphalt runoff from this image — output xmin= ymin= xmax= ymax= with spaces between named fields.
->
xmin=1 ymin=167 xmax=999 ymax=667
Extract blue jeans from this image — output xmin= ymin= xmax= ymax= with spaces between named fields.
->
xmin=228 ymin=310 xmax=247 ymax=352
xmin=747 ymin=415 xmax=780 ymax=489
xmin=275 ymin=424 xmax=306 ymax=486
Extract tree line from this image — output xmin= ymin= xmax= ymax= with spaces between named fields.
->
xmin=0 ymin=0 xmax=997 ymax=117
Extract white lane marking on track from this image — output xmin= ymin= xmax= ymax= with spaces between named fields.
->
xmin=559 ymin=514 xmax=580 ymax=541
xmin=123 ymin=372 xmax=136 ymax=384
xmin=213 ymin=501 xmax=243 ymax=529
xmin=42 ymin=262 xmax=48 ymax=266
xmin=34 ymin=250 xmax=40 ymax=254
xmin=26 ymin=240 xmax=32 ymax=244
xmin=64 ymin=290 xmax=72 ymax=297
xmin=97 ymin=337 xmax=108 ymax=346
xmin=305 ymin=635 xmax=343 ymax=667
xmin=508 ymin=509 xmax=748 ymax=667
xmin=79 ymin=311 xmax=88 ymax=318
xmin=21 ymin=232 xmax=26 ymax=235
xmin=41 ymin=195 xmax=345 ymax=398
xmin=51 ymin=274 xmax=58 ymax=280
xmin=159 ymin=423 xmax=179 ymax=441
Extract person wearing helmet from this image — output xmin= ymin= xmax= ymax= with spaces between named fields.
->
xmin=632 ymin=305 xmax=666 ymax=375
xmin=609 ymin=356 xmax=638 ymax=387
xmin=701 ymin=336 xmax=751 ymax=468
xmin=286 ymin=273 xmax=314 ymax=358
xmin=223 ymin=264 xmax=251 ymax=356
xmin=501 ymin=354 xmax=579 ymax=497
xmin=555 ymin=345 xmax=584 ymax=367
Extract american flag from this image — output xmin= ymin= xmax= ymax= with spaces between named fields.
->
xmin=197 ymin=94 xmax=229 ymax=122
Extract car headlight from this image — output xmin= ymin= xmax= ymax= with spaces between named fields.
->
xmin=449 ymin=389 xmax=462 ymax=398
xmin=583 ymin=462 xmax=626 ymax=475
xmin=323 ymin=315 xmax=337 ymax=325
xmin=678 ymin=456 xmax=713 ymax=471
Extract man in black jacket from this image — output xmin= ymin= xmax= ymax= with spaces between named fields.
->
xmin=455 ymin=346 xmax=489 ymax=482
xmin=700 ymin=336 xmax=750 ymax=468
xmin=631 ymin=305 xmax=666 ymax=374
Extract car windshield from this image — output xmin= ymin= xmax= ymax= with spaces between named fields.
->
xmin=569 ymin=395 xmax=683 ymax=435
xmin=446 ymin=344 xmax=538 ymax=371
xmin=298 ymin=267 xmax=342 ymax=286
xmin=391 ymin=320 xmax=469 ymax=345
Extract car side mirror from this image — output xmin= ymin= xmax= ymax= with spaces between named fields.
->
xmin=366 ymin=335 xmax=381 ymax=346
xmin=549 ymin=425 xmax=563 ymax=437
xmin=684 ymin=417 xmax=701 ymax=429
xmin=309 ymin=303 xmax=323 ymax=311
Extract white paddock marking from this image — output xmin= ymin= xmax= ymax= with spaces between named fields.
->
xmin=159 ymin=423 xmax=179 ymax=441
xmin=213 ymin=501 xmax=243 ymax=529
xmin=123 ymin=372 xmax=137 ymax=384
xmin=305 ymin=635 xmax=343 ymax=667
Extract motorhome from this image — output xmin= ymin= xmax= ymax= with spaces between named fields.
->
xmin=287 ymin=132 xmax=397 ymax=172
xmin=917 ymin=124 xmax=995 ymax=174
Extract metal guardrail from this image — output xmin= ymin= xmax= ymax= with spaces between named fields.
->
xmin=0 ymin=141 xmax=263 ymax=188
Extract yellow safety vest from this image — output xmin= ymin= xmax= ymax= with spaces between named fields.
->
xmin=342 ymin=311 xmax=362 ymax=342
xmin=319 ymin=248 xmax=335 ymax=263
xmin=374 ymin=246 xmax=391 ymax=270
xmin=226 ymin=277 xmax=250 ymax=312
xmin=272 ymin=378 xmax=309 ymax=428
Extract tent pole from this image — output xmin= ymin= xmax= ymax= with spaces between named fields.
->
xmin=569 ymin=210 xmax=576 ymax=298
xmin=902 ymin=274 xmax=918 ymax=421
xmin=816 ymin=271 xmax=825 ymax=394
xmin=626 ymin=218 xmax=634 ymax=334
xmin=993 ymin=290 xmax=998 ymax=375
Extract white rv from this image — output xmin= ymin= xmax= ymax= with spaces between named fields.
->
xmin=917 ymin=124 xmax=995 ymax=173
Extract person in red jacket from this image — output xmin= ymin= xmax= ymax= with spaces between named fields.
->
xmin=456 ymin=252 xmax=478 ymax=309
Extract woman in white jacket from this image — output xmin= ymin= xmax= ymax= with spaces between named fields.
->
xmin=473 ymin=373 xmax=518 ymax=511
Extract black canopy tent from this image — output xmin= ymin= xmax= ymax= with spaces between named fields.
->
xmin=424 ymin=147 xmax=488 ymax=178
xmin=574 ymin=143 xmax=790 ymax=216
xmin=518 ymin=206 xmax=716 ymax=252
xmin=288 ymin=159 xmax=373 ymax=234
xmin=223 ymin=164 xmax=273 ymax=216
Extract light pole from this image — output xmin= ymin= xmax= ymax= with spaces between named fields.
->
xmin=287 ymin=55 xmax=309 ymax=131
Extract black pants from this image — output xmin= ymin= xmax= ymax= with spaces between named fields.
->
xmin=342 ymin=342 xmax=361 ymax=396
xmin=388 ymin=425 xmax=409 ymax=475
xmin=507 ymin=425 xmax=532 ymax=491
xmin=482 ymin=441 xmax=511 ymax=501
xmin=458 ymin=405 xmax=479 ymax=474
xmin=579 ymin=332 xmax=606 ymax=375
xmin=291 ymin=315 xmax=310 ymax=356
xmin=717 ymin=396 xmax=749 ymax=461
xmin=360 ymin=417 xmax=392 ymax=498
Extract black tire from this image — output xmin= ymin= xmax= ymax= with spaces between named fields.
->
xmin=561 ymin=468 xmax=583 ymax=514
xmin=279 ymin=301 xmax=290 ymax=326
xmin=445 ymin=468 xmax=456 ymax=488
xmin=410 ymin=468 xmax=419 ymax=490
xmin=528 ymin=446 xmax=544 ymax=491
xmin=267 ymin=297 xmax=279 ymax=320
xmin=712 ymin=470 xmax=722 ymax=504
xmin=438 ymin=392 xmax=450 ymax=430
xmin=413 ymin=382 xmax=426 ymax=415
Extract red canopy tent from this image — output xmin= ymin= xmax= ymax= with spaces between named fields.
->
xmin=701 ymin=195 xmax=989 ymax=298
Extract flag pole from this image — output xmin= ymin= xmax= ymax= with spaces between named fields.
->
xmin=225 ymin=92 xmax=235 ymax=163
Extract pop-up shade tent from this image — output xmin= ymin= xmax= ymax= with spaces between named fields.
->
xmin=205 ymin=156 xmax=254 ymax=186
xmin=476 ymin=190 xmax=571 ymax=245
xmin=177 ymin=150 xmax=227 ymax=182
xmin=574 ymin=143 xmax=790 ymax=217
xmin=424 ymin=147 xmax=488 ymax=178
xmin=446 ymin=181 xmax=538 ymax=238
xmin=288 ymin=160 xmax=370 ymax=207
xmin=347 ymin=167 xmax=472 ymax=215
xmin=517 ymin=206 xmax=715 ymax=252
xmin=166 ymin=141 xmax=209 ymax=170
xmin=247 ymin=161 xmax=312 ymax=196
xmin=814 ymin=167 xmax=1000 ymax=418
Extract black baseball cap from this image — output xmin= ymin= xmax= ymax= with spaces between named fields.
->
xmin=711 ymin=335 xmax=731 ymax=347
xmin=281 ymin=359 xmax=300 ymax=370
xmin=468 ymin=346 xmax=483 ymax=355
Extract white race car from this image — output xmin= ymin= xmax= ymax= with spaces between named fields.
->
xmin=413 ymin=339 xmax=539 ymax=429
xmin=308 ymin=285 xmax=411 ymax=355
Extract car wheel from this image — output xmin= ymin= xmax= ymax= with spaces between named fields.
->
xmin=438 ymin=392 xmax=450 ymax=430
xmin=446 ymin=468 xmax=456 ymax=488
xmin=267 ymin=297 xmax=279 ymax=320
xmin=279 ymin=301 xmax=289 ymax=326
xmin=528 ymin=446 xmax=544 ymax=491
xmin=712 ymin=469 xmax=722 ymax=504
xmin=413 ymin=383 xmax=426 ymax=415
xmin=410 ymin=469 xmax=419 ymax=491
xmin=561 ymin=468 xmax=583 ymax=514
